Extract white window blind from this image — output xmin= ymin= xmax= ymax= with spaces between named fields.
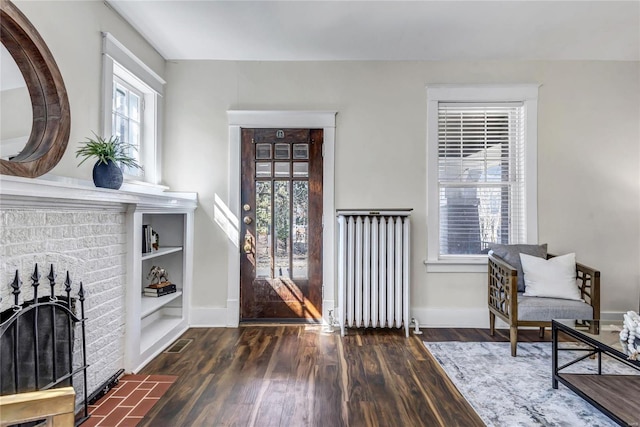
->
xmin=438 ymin=102 xmax=525 ymax=256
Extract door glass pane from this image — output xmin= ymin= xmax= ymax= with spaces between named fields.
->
xmin=274 ymin=181 xmax=290 ymax=277
xmin=256 ymin=144 xmax=272 ymax=159
xmin=256 ymin=162 xmax=272 ymax=177
xmin=274 ymin=162 xmax=290 ymax=177
xmin=293 ymin=162 xmax=308 ymax=177
xmin=293 ymin=144 xmax=309 ymax=159
xmin=293 ymin=181 xmax=308 ymax=279
xmin=255 ymin=181 xmax=272 ymax=278
xmin=275 ymin=143 xmax=290 ymax=159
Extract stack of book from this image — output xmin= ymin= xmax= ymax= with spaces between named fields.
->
xmin=142 ymin=224 xmax=154 ymax=254
xmin=142 ymin=225 xmax=159 ymax=254
xmin=143 ymin=281 xmax=177 ymax=297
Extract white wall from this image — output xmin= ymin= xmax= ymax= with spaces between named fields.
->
xmin=1 ymin=86 xmax=31 ymax=159
xmin=163 ymin=60 xmax=640 ymax=325
xmin=1 ymin=87 xmax=31 ymax=140
xmin=13 ymin=0 xmax=166 ymax=180
xmin=8 ymin=1 xmax=640 ymax=326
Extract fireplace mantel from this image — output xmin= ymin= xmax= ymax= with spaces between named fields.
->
xmin=0 ymin=174 xmax=197 ymax=210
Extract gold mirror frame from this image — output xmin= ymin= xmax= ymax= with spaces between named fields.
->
xmin=0 ymin=0 xmax=70 ymax=178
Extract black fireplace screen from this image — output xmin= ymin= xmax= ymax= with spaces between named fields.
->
xmin=0 ymin=264 xmax=89 ymax=425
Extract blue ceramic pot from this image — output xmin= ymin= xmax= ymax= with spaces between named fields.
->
xmin=92 ymin=160 xmax=123 ymax=190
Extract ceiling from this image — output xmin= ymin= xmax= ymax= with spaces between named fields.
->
xmin=106 ymin=1 xmax=640 ymax=61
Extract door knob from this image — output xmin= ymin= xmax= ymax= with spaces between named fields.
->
xmin=243 ymin=235 xmax=252 ymax=254
xmin=243 ymin=216 xmax=252 ymax=224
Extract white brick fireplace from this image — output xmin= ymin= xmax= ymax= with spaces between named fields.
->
xmin=0 ymin=175 xmax=196 ymax=397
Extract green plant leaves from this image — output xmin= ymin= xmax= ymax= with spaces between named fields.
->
xmin=75 ymin=132 xmax=142 ymax=170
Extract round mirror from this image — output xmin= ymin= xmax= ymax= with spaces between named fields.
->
xmin=0 ymin=0 xmax=70 ymax=178
xmin=1 ymin=43 xmax=32 ymax=160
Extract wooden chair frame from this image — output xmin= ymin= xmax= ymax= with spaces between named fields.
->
xmin=488 ymin=253 xmax=600 ymax=356
xmin=0 ymin=386 xmax=75 ymax=426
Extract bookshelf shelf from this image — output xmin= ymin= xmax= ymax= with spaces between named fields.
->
xmin=141 ymin=246 xmax=183 ymax=261
xmin=141 ymin=291 xmax=183 ymax=318
xmin=126 ymin=206 xmax=195 ymax=373
xmin=140 ymin=314 xmax=183 ymax=354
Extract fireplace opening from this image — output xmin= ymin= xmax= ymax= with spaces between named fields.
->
xmin=0 ymin=265 xmax=89 ymax=426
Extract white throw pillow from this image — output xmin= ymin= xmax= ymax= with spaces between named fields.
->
xmin=520 ymin=253 xmax=581 ymax=300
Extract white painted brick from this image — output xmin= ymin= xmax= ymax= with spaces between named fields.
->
xmin=100 ymin=316 xmax=125 ymax=333
xmin=44 ymin=212 xmax=73 ymax=226
xmin=87 ymin=298 xmax=123 ymax=318
xmin=72 ymin=212 xmax=95 ymax=224
xmin=48 ymin=238 xmax=79 ymax=252
xmin=1 ymin=208 xmax=128 ymax=396
xmin=5 ymin=211 xmax=45 ymax=226
xmin=44 ymin=226 xmax=65 ymax=240
xmin=6 ymin=227 xmax=30 ymax=242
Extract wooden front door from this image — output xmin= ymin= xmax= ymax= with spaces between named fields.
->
xmin=240 ymin=128 xmax=323 ymax=321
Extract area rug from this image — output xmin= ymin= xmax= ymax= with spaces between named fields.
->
xmin=83 ymin=374 xmax=177 ymax=427
xmin=423 ymin=342 xmax=638 ymax=427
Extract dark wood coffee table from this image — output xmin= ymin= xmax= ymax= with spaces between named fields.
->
xmin=552 ymin=319 xmax=640 ymax=427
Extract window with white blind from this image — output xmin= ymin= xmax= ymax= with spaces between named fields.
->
xmin=426 ymin=85 xmax=539 ymax=272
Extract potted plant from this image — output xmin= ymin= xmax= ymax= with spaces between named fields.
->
xmin=76 ymin=133 xmax=141 ymax=190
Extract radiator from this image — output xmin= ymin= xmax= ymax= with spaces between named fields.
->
xmin=337 ymin=209 xmax=412 ymax=337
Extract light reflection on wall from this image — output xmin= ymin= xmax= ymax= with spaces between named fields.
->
xmin=214 ymin=193 xmax=239 ymax=247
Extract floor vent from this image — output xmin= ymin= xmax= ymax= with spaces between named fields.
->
xmin=164 ymin=338 xmax=193 ymax=354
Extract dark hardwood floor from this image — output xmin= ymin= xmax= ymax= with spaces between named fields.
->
xmin=138 ymin=326 xmax=550 ymax=427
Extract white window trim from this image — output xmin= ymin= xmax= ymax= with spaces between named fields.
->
xmin=425 ymin=84 xmax=540 ymax=273
xmin=101 ymin=32 xmax=165 ymax=186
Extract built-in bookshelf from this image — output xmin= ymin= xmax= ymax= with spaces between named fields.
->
xmin=125 ymin=204 xmax=195 ymax=372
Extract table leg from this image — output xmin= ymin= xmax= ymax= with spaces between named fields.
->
xmin=552 ymin=323 xmax=558 ymax=389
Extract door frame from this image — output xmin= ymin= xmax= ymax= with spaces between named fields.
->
xmin=227 ymin=111 xmax=337 ymax=327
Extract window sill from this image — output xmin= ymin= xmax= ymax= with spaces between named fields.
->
xmin=424 ymin=259 xmax=488 ymax=273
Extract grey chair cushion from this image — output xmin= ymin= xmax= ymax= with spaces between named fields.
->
xmin=517 ymin=294 xmax=593 ymax=321
xmin=488 ymin=243 xmax=548 ymax=292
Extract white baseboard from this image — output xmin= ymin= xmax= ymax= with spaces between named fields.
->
xmin=189 ymin=307 xmax=229 ymax=327
xmin=188 ymin=305 xmax=626 ymax=329
xmin=189 ymin=300 xmax=337 ymax=327
xmin=412 ymin=308 xmax=492 ymax=328
xmin=411 ymin=307 xmax=626 ymax=329
xmin=600 ymin=311 xmax=627 ymax=322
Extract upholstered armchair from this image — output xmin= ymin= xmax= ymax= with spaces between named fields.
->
xmin=488 ymin=248 xmax=600 ymax=356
